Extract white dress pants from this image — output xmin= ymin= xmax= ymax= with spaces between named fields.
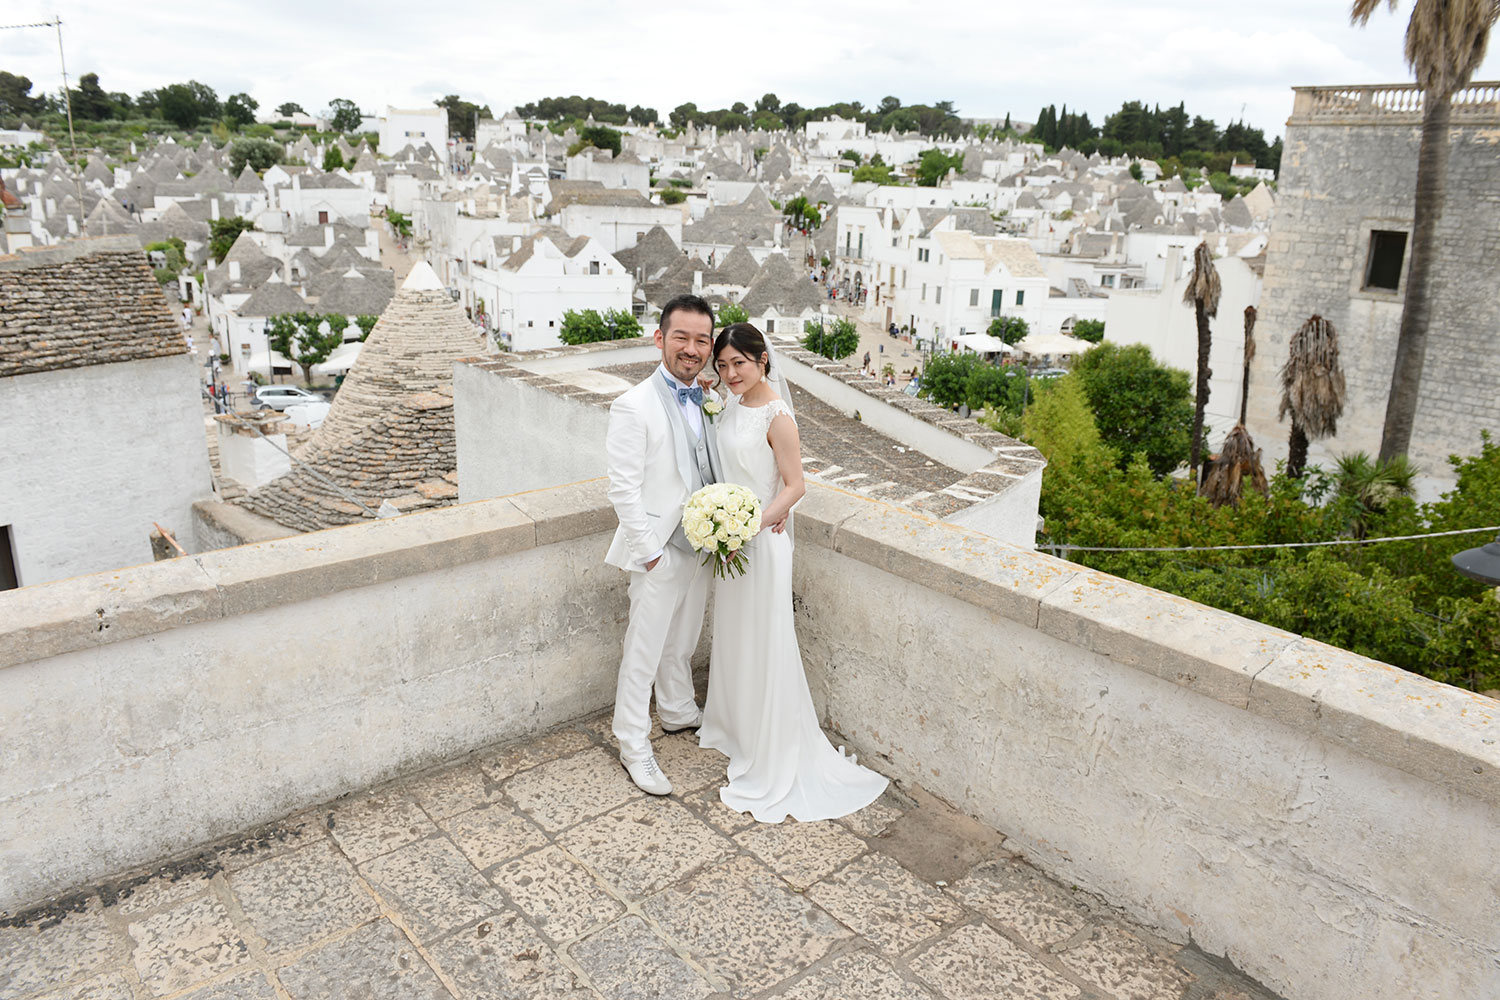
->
xmin=613 ymin=544 xmax=710 ymax=764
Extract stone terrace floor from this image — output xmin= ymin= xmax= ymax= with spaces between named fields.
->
xmin=1 ymin=711 xmax=1281 ymax=1000
xmin=598 ymin=362 xmax=970 ymax=511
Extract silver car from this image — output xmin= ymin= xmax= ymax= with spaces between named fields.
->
xmin=253 ymin=385 xmax=323 ymax=411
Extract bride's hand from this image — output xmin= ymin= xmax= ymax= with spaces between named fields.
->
xmin=764 ymin=514 xmax=789 ymax=534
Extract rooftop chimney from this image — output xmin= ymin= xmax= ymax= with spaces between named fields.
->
xmin=324 ymin=225 xmax=334 ymax=249
xmin=210 ymin=198 xmax=220 ymax=221
xmin=229 ymin=260 xmax=241 ymax=282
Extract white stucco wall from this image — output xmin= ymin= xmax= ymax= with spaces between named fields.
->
xmin=0 ymin=354 xmax=214 ymax=586
xmin=0 ymin=484 xmax=625 ymax=909
xmin=216 ymin=424 xmax=291 ymax=488
xmin=454 ymin=362 xmax=611 ymax=502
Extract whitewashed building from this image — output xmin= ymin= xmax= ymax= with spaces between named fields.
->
xmin=470 ymin=234 xmax=632 ymax=351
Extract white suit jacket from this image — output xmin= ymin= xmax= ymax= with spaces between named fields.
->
xmin=604 ymin=373 xmax=721 ymax=572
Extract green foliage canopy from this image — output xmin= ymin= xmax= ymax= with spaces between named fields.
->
xmin=801 ymin=317 xmax=860 ymax=360
xmin=1072 ymin=319 xmax=1105 ymax=343
xmin=716 ymin=302 xmax=749 ymax=326
xmin=916 ymin=148 xmax=965 ymax=187
xmin=1071 ymin=342 xmax=1193 ymax=477
xmin=987 ymin=315 xmax=1029 ymax=345
xmin=208 ymin=215 xmax=257 ymax=263
xmin=229 ymin=138 xmax=283 ymax=175
xmin=558 ymin=308 xmax=643 ymax=345
xmin=326 ymin=98 xmax=362 ymax=133
xmin=265 ymin=312 xmax=349 ymax=384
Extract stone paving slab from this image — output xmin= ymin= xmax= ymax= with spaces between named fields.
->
xmin=1 ymin=710 xmax=1284 ymax=1000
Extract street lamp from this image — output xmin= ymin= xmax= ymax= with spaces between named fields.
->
xmin=1452 ymin=535 xmax=1500 ymax=586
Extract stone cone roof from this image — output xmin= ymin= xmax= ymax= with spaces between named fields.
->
xmin=741 ymin=253 xmax=822 ymax=316
xmin=715 ymin=244 xmax=761 ymax=286
xmin=235 ymin=263 xmax=480 ymax=531
xmin=300 ymin=262 xmax=482 ymax=461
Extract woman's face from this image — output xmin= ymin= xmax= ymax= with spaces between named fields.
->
xmin=714 ymin=345 xmax=766 ymax=396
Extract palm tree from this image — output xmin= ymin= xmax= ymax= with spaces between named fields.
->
xmin=1239 ymin=306 xmax=1256 ymax=425
xmin=1182 ymin=241 xmax=1220 ymax=481
xmin=1279 ymin=315 xmax=1348 ymax=478
xmin=1351 ymin=0 xmax=1499 ymax=462
xmin=1334 ymin=451 xmax=1420 ymax=536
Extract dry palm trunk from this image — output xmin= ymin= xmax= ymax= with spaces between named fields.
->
xmin=1279 ymin=314 xmax=1347 ymax=478
xmin=1241 ymin=305 xmax=1256 ymax=426
xmin=1183 ymin=242 xmax=1220 ymax=481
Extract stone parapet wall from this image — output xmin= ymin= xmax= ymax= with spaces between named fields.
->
xmin=2 ymin=482 xmax=1495 ymax=1000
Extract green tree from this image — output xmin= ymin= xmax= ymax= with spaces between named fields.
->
xmin=627 ymin=105 xmax=658 ymax=125
xmin=716 ymin=302 xmax=749 ymax=326
xmin=801 ymin=317 xmax=860 ymax=360
xmin=669 ymin=102 xmax=701 ymax=129
xmin=1072 ymin=319 xmax=1105 ymax=343
xmin=755 ymin=93 xmax=781 ymax=115
xmin=1021 ymin=375 xmax=1102 ymax=471
xmin=229 ymin=138 xmax=283 ymax=175
xmin=224 ymin=93 xmax=258 ymax=127
xmin=70 ymin=72 xmax=113 ymax=120
xmin=1351 ymin=0 xmax=1499 ymax=463
xmin=840 ymin=149 xmax=863 ymax=165
xmin=435 ymin=94 xmax=493 ymax=140
xmin=660 ymin=187 xmax=687 ymax=205
xmin=322 ymin=146 xmax=345 ymax=172
xmin=577 ymin=124 xmax=622 ymax=156
xmin=275 ymin=101 xmax=305 ymax=117
xmin=917 ymin=352 xmax=983 ymax=408
xmin=156 ymin=81 xmax=218 ymax=128
xmin=144 ymin=238 xmax=187 ymax=284
xmin=327 ymin=98 xmax=363 ymax=133
xmin=385 ymin=209 xmax=412 ymax=237
xmin=915 ymin=148 xmax=964 ymax=186
xmin=1072 ymin=342 xmax=1194 ymax=476
xmin=558 ymin=307 xmax=643 ymax=345
xmin=0 ymin=72 xmax=41 ymax=116
xmin=987 ymin=315 xmax=1028 ymax=345
xmin=265 ymin=312 xmax=346 ymax=385
xmin=208 ymin=216 xmax=257 ymax=263
xmin=354 ymin=315 xmax=379 ymax=341
xmin=852 ymin=163 xmax=897 ymax=184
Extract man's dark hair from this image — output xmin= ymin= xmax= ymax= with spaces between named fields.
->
xmin=659 ymin=293 xmax=715 ymax=332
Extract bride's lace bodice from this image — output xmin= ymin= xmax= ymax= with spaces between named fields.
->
xmin=717 ymin=396 xmax=794 ymax=505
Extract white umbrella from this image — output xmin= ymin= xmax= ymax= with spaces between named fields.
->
xmin=954 ymin=333 xmax=1013 ymax=355
xmin=1015 ymin=333 xmax=1086 ymax=357
xmin=312 ymin=340 xmax=362 ymax=376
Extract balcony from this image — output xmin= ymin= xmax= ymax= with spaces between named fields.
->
xmin=2 ymin=482 xmax=1495 ymax=1000
xmin=1290 ymin=81 xmax=1500 ymax=124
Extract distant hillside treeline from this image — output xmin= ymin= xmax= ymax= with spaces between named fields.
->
xmin=1030 ymin=101 xmax=1281 ymax=172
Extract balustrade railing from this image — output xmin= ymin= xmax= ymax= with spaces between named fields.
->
xmin=1291 ymin=82 xmax=1500 ymax=121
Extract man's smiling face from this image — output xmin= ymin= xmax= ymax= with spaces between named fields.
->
xmin=656 ymin=310 xmax=714 ymax=384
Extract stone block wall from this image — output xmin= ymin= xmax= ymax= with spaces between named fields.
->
xmin=1251 ymin=95 xmax=1500 ymax=486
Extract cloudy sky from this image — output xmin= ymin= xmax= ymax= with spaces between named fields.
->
xmin=6 ymin=0 xmax=1497 ymax=138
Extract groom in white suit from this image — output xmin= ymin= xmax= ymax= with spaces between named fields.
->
xmin=604 ymin=294 xmax=722 ymax=795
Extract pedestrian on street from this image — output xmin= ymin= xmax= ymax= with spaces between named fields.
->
xmin=863 ymin=351 xmax=871 ymax=370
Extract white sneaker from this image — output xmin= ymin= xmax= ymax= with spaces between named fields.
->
xmin=623 ymin=755 xmax=673 ymax=796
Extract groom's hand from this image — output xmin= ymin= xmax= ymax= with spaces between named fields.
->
xmin=645 ymin=555 xmax=661 ymax=571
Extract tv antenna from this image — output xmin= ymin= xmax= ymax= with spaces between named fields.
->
xmin=1 ymin=15 xmax=86 ymax=212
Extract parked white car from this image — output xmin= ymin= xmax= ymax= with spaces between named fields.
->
xmin=282 ymin=400 xmax=330 ymax=430
xmin=253 ymin=385 xmax=322 ymax=411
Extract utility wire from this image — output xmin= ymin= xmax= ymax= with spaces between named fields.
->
xmin=1042 ymin=524 xmax=1500 ymax=556
xmin=215 ymin=407 xmax=385 ymax=519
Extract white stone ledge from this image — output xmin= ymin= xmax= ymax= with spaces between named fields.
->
xmin=0 ymin=479 xmax=614 ymax=671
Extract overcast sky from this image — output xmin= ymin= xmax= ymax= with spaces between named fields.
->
xmin=6 ymin=1 xmax=1498 ymax=139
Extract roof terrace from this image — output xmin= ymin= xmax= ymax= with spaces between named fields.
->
xmin=2 ymin=481 xmax=1495 ymax=1000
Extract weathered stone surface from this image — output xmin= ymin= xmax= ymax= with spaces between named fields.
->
xmin=490 ymin=845 xmax=624 ymax=942
xmin=478 ymin=727 xmax=595 ymax=783
xmin=358 ymin=836 xmax=505 ymax=941
xmin=174 ymin=970 xmax=279 ymax=1000
xmin=227 ymin=841 xmax=379 ymax=956
xmin=568 ymin=915 xmax=716 ymax=1000
xmin=734 ymin=818 xmax=867 ymax=890
xmin=646 ymin=730 xmax=727 ymax=794
xmin=805 ymin=853 xmax=965 ymax=955
xmin=0 ymin=238 xmax=185 ymax=378
xmin=276 ymin=919 xmax=447 ymax=1000
xmin=29 ymin=970 xmax=135 ymax=1000
xmin=126 ymin=896 xmax=251 ymax=996
xmin=0 ymin=903 xmax=129 ymax=998
xmin=910 ymin=922 xmax=1080 ymax=1000
xmin=777 ymin=950 xmax=937 ymax=1000
xmin=326 ymin=792 xmax=437 ymax=864
xmin=838 ymin=796 xmax=905 ymax=839
xmin=426 ymin=910 xmax=593 ymax=999
xmin=559 ymin=798 xmax=732 ymax=899
xmin=640 ymin=855 xmax=851 ymax=997
xmin=440 ymin=804 xmax=549 ymax=871
xmin=1057 ymin=923 xmax=1194 ymax=1000
xmin=400 ymin=762 xmax=493 ymax=820
xmin=503 ymin=748 xmax=644 ymax=832
xmin=946 ymin=858 xmax=1092 ymax=949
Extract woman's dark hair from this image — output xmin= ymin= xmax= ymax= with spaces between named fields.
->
xmin=713 ymin=322 xmax=771 ymax=374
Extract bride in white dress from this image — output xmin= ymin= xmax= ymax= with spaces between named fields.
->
xmin=697 ymin=323 xmax=888 ymax=823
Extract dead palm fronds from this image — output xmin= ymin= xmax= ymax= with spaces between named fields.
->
xmin=1351 ymin=0 xmax=1499 ymax=461
xmin=1279 ymin=314 xmax=1347 ymax=477
xmin=1182 ymin=241 xmax=1221 ymax=482
xmin=1202 ymin=423 xmax=1269 ymax=507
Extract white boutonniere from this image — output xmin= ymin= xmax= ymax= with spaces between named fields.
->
xmin=702 ymin=398 xmax=724 ymax=423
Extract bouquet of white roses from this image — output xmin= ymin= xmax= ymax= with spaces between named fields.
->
xmin=682 ymin=483 xmax=762 ymax=579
